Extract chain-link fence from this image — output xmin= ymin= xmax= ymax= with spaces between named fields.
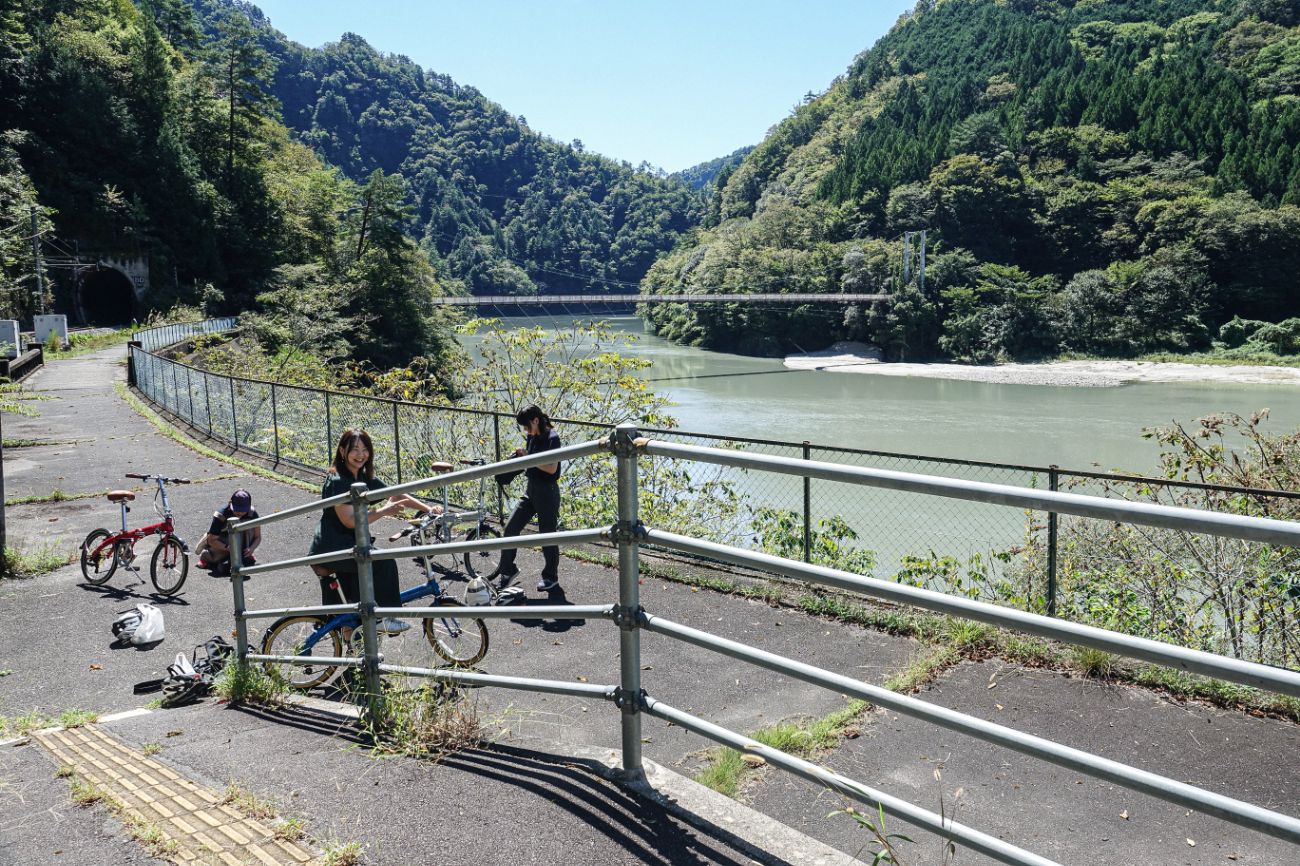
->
xmin=130 ymin=321 xmax=1300 ymax=669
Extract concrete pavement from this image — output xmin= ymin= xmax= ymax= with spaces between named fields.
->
xmin=1 ymin=346 xmax=1297 ymax=865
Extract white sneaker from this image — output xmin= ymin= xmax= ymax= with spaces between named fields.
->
xmin=379 ymin=617 xmax=411 ymax=636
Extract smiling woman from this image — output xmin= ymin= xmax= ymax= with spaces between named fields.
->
xmin=307 ymin=428 xmax=438 ymax=635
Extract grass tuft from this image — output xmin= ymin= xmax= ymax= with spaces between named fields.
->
xmin=213 ymin=661 xmax=288 ymax=706
xmin=69 ymin=777 xmax=104 ymax=807
xmin=2 ymin=543 xmax=73 ymax=579
xmin=57 ymin=709 xmax=98 ymax=729
xmin=322 ymin=840 xmax=365 ymax=866
xmin=0 ymin=710 xmax=50 ymax=738
xmin=1070 ymin=646 xmax=1120 ymax=679
xmin=365 ymin=683 xmax=483 ymax=760
xmin=221 ymin=782 xmax=279 ymax=821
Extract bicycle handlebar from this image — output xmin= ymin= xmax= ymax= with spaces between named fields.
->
xmin=124 ymin=473 xmax=191 ymax=485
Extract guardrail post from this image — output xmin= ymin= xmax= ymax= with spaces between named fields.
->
xmin=611 ymin=422 xmax=645 ymax=782
xmin=229 ymin=524 xmax=248 ymax=666
xmin=802 ymin=440 xmax=812 ymax=563
xmin=1047 ymin=465 xmax=1059 ymax=618
xmin=271 ymin=383 xmax=280 ymax=466
xmin=493 ymin=413 xmax=503 ymax=520
xmin=351 ymin=482 xmax=383 ymax=719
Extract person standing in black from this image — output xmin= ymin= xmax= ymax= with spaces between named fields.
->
xmin=495 ymin=405 xmax=563 ymax=593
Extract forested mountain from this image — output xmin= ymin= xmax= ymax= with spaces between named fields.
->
xmin=673 ymin=146 xmax=756 ymax=191
xmin=645 ymin=0 xmax=1300 ymax=361
xmin=188 ymin=0 xmax=701 ymax=297
xmin=0 ymin=0 xmax=460 ymax=367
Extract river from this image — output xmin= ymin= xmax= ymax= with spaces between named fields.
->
xmin=465 ymin=314 xmax=1300 ymax=571
xmin=473 ymin=314 xmax=1300 ymax=473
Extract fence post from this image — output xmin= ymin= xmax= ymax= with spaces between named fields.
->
xmin=185 ymin=367 xmax=195 ymax=424
xmin=127 ymin=342 xmax=141 ymax=386
xmin=493 ymin=413 xmax=503 ymax=520
xmin=203 ymin=372 xmax=213 ymax=436
xmin=802 ymin=440 xmax=812 ymax=564
xmin=271 ymin=384 xmax=280 ymax=466
xmin=170 ymin=361 xmax=179 ymax=414
xmin=229 ymin=524 xmax=248 ymax=667
xmin=392 ymin=401 xmax=402 ymax=485
xmin=612 ymin=423 xmax=645 ymax=782
xmin=229 ymin=376 xmax=239 ymax=449
xmin=325 ymin=391 xmax=332 ymax=462
xmin=351 ymin=482 xmax=384 ymax=719
xmin=1047 ymin=465 xmax=1059 ymax=618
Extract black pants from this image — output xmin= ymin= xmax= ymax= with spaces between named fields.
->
xmin=499 ymin=479 xmax=561 ymax=581
xmin=319 ymin=558 xmax=401 ymax=607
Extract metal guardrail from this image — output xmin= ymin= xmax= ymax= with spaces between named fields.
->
xmin=221 ymin=425 xmax=1300 ymax=865
xmin=128 ymin=318 xmax=1300 ymax=673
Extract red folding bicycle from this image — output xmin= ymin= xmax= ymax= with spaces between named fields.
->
xmin=80 ymin=473 xmax=191 ymax=596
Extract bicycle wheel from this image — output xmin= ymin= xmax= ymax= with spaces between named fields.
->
xmin=150 ymin=534 xmax=188 ymax=596
xmin=261 ymin=615 xmax=344 ymax=690
xmin=80 ymin=528 xmax=118 ymax=584
xmin=462 ymin=523 xmax=503 ymax=581
xmin=423 ymin=598 xmax=488 ymax=666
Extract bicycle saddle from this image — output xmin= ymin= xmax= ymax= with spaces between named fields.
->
xmin=429 ymin=461 xmax=454 ymax=473
xmin=106 ymin=490 xmax=136 ymax=502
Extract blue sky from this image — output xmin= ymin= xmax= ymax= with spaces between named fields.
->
xmin=247 ymin=0 xmax=917 ymax=173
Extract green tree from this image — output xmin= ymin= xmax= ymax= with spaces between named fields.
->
xmin=210 ymin=9 xmax=278 ymax=189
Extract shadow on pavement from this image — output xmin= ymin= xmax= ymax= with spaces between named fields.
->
xmin=442 ymin=744 xmax=797 ymax=866
xmin=508 ymin=589 xmax=587 ymax=633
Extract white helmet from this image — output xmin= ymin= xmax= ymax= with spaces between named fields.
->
xmin=464 ymin=578 xmax=491 ymax=607
xmin=111 ymin=603 xmax=165 ymax=646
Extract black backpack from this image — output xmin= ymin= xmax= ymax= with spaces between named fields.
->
xmin=135 ymin=636 xmax=234 ymax=708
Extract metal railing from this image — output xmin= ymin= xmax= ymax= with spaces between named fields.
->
xmin=129 ymin=319 xmax=1300 ymax=671
xmin=224 ymin=425 xmax=1300 ymax=866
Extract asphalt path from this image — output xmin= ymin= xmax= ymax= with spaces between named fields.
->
xmin=2 ymin=347 xmax=1298 ymax=866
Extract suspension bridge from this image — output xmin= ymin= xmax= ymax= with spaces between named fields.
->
xmin=430 ymin=292 xmax=892 ymax=306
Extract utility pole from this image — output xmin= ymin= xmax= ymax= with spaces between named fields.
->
xmin=30 ymin=206 xmax=45 ymax=316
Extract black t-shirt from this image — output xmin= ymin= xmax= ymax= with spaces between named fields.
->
xmin=207 ymin=505 xmax=260 ymax=543
xmin=309 ymin=469 xmax=387 ymax=555
xmin=524 ymin=428 xmax=562 ymax=483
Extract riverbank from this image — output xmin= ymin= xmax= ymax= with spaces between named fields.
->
xmin=784 ymin=342 xmax=1300 ymax=387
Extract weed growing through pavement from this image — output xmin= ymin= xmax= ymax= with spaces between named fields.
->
xmin=220 ymin=782 xmax=278 ymax=821
xmin=140 ymin=742 xmax=162 ymax=756
xmin=2 ymin=543 xmax=72 ymax=578
xmin=322 ymin=840 xmax=364 ymax=866
xmin=0 ymin=710 xmax=48 ymax=737
xmin=832 ymin=770 xmax=963 ymax=866
xmin=274 ymin=816 xmax=307 ymax=842
xmin=122 ymin=813 xmax=180 ymax=859
xmin=693 ymin=698 xmax=869 ymax=797
xmin=364 ymin=682 xmax=483 ymax=760
xmin=57 ymin=709 xmax=98 ymax=729
xmin=213 ymin=660 xmax=288 ymax=706
xmin=69 ymin=776 xmax=104 ymax=807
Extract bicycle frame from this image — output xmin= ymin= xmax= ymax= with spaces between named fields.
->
xmin=298 ymin=568 xmax=455 ymax=654
xmin=426 ymin=469 xmax=491 ymax=545
xmin=91 ymin=477 xmax=178 ymax=558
